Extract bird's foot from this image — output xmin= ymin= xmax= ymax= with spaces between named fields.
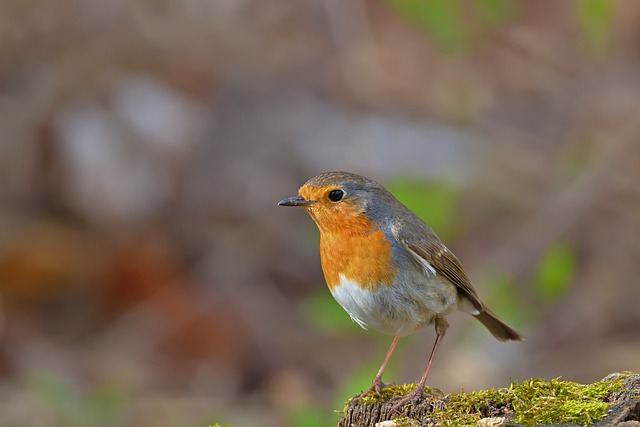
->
xmin=351 ymin=378 xmax=394 ymax=403
xmin=390 ymin=386 xmax=425 ymax=413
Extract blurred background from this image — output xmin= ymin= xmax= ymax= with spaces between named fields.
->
xmin=1 ymin=0 xmax=640 ymax=426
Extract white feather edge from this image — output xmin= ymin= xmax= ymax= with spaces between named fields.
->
xmin=390 ymin=223 xmax=437 ymax=277
xmin=401 ymin=236 xmax=480 ymax=315
xmin=404 ymin=245 xmax=437 ymax=276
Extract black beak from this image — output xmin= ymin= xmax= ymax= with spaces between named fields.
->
xmin=278 ymin=195 xmax=313 ymax=207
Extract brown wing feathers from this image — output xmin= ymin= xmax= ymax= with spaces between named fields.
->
xmin=402 ymin=240 xmax=483 ymax=312
xmin=401 ymin=239 xmax=523 ymax=342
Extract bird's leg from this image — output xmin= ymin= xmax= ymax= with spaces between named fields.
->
xmin=353 ymin=336 xmax=400 ymax=401
xmin=371 ymin=335 xmax=401 ymax=391
xmin=391 ymin=316 xmax=448 ymax=412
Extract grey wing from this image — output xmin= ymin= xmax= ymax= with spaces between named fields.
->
xmin=393 ymin=223 xmax=484 ymax=313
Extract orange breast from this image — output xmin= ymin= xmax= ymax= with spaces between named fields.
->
xmin=318 ymin=215 xmax=397 ymax=291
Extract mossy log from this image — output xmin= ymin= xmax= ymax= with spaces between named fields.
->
xmin=338 ymin=373 xmax=640 ymax=427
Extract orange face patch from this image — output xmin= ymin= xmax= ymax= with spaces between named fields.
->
xmin=298 ymin=184 xmax=397 ymax=291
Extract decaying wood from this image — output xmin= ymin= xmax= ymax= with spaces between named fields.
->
xmin=338 ymin=375 xmax=640 ymax=427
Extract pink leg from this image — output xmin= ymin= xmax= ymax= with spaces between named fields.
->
xmin=392 ymin=316 xmax=448 ymax=412
xmin=354 ymin=336 xmax=400 ymax=400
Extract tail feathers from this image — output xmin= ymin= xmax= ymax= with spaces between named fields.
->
xmin=474 ymin=309 xmax=523 ymax=342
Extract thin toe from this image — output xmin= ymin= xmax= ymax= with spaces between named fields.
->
xmin=390 ymin=388 xmax=425 ymax=413
xmin=352 ymin=379 xmax=394 ymax=402
xmin=374 ymin=380 xmax=396 ymax=393
xmin=352 ymin=386 xmax=378 ymax=402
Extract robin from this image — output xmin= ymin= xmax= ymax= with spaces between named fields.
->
xmin=278 ymin=171 xmax=523 ymax=408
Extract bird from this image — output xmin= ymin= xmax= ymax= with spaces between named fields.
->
xmin=278 ymin=171 xmax=523 ymax=409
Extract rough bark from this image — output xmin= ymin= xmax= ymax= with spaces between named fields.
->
xmin=338 ymin=375 xmax=640 ymax=427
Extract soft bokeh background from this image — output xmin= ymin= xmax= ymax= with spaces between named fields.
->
xmin=1 ymin=0 xmax=640 ymax=426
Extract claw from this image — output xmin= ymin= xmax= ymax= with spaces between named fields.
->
xmin=390 ymin=387 xmax=425 ymax=413
xmin=352 ymin=378 xmax=392 ymax=403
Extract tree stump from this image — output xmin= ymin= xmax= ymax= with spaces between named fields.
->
xmin=338 ymin=374 xmax=640 ymax=427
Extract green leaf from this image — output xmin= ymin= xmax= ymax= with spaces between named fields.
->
xmin=29 ymin=371 xmax=84 ymax=424
xmin=287 ymin=405 xmax=331 ymax=427
xmin=28 ymin=371 xmax=129 ymax=427
xmin=86 ymin=382 xmax=130 ymax=425
xmin=475 ymin=0 xmax=514 ymax=27
xmin=577 ymin=0 xmax=614 ymax=56
xmin=534 ymin=243 xmax=577 ymax=303
xmin=482 ymin=271 xmax=529 ymax=329
xmin=385 ymin=0 xmax=467 ymax=53
xmin=386 ymin=177 xmax=461 ymax=241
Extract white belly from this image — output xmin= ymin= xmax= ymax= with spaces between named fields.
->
xmin=329 ymin=274 xmax=458 ymax=337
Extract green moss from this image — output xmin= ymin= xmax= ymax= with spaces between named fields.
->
xmin=434 ymin=387 xmax=512 ymax=426
xmin=356 ymin=384 xmax=443 ymax=406
xmin=508 ymin=377 xmax=623 ymax=426
xmin=394 ymin=416 xmax=421 ymax=426
xmin=348 ymin=373 xmax=634 ymax=427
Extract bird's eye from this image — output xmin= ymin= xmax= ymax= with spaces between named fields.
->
xmin=328 ymin=189 xmax=344 ymax=202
